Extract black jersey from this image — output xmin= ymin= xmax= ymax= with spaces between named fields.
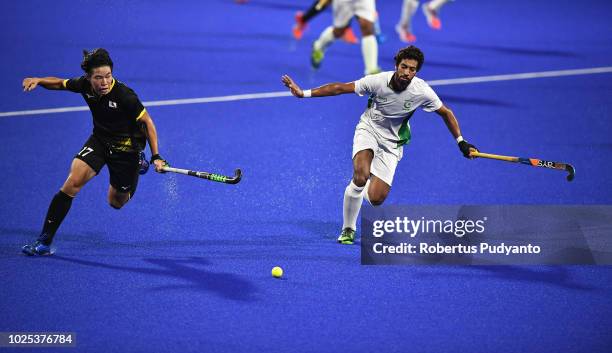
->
xmin=63 ymin=76 xmax=147 ymax=152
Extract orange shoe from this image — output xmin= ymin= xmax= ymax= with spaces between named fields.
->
xmin=395 ymin=25 xmax=416 ymax=43
xmin=341 ymin=27 xmax=359 ymax=44
xmin=292 ymin=11 xmax=307 ymax=40
xmin=422 ymin=4 xmax=442 ymax=30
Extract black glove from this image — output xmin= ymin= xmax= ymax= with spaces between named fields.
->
xmin=150 ymin=154 xmax=169 ymax=172
xmin=150 ymin=154 xmax=166 ymax=164
xmin=458 ymin=140 xmax=477 ymax=159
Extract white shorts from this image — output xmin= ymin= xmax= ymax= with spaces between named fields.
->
xmin=332 ymin=0 xmax=377 ymax=28
xmin=352 ymin=121 xmax=403 ymax=186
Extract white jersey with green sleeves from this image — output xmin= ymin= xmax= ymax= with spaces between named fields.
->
xmin=354 ymin=71 xmax=443 ymax=146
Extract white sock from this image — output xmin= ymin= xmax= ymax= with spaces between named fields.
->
xmin=314 ymin=26 xmax=336 ymax=52
xmin=342 ymin=180 xmax=365 ymax=231
xmin=361 ymin=35 xmax=379 ymax=74
xmin=427 ymin=0 xmax=449 ymax=12
xmin=399 ymin=0 xmax=419 ymax=30
xmin=362 ymin=179 xmax=372 ymax=205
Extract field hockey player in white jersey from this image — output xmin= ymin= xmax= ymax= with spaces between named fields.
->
xmin=282 ymin=45 xmax=478 ymax=245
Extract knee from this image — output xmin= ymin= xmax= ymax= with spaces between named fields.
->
xmin=367 ymin=190 xmax=387 ymax=206
xmin=353 ymin=164 xmax=371 ymax=187
xmin=61 ymin=177 xmax=84 ymax=196
xmin=333 ymin=27 xmax=346 ymax=38
xmin=352 ymin=173 xmax=369 ymax=187
xmin=108 ymin=195 xmax=129 ymax=210
xmin=359 ymin=21 xmax=374 ymax=36
xmin=369 ymin=195 xmax=386 ymax=206
xmin=361 ymin=27 xmax=374 ymax=37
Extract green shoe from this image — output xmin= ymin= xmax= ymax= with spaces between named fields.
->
xmin=337 ymin=228 xmax=356 ymax=245
xmin=311 ymin=46 xmax=324 ymax=69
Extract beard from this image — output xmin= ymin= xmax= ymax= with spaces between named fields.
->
xmin=391 ymin=73 xmax=411 ymax=92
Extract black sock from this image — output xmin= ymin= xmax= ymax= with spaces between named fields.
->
xmin=303 ymin=1 xmax=327 ymax=22
xmin=40 ymin=191 xmax=74 ymax=245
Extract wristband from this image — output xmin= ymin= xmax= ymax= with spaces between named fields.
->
xmin=150 ymin=154 xmax=164 ymax=163
xmin=303 ymin=89 xmax=312 ymax=98
xmin=456 ymin=136 xmax=464 ymax=143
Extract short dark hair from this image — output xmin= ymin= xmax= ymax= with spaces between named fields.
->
xmin=394 ymin=46 xmax=424 ymax=71
xmin=81 ymin=48 xmax=113 ymax=73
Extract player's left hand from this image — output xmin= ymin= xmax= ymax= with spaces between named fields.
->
xmin=281 ymin=75 xmax=304 ymax=98
xmin=458 ymin=140 xmax=478 ymax=159
xmin=150 ymin=154 xmax=168 ymax=173
xmin=22 ymin=77 xmax=40 ymax=92
xmin=154 ymin=159 xmax=167 ymax=172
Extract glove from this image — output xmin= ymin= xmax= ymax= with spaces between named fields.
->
xmin=150 ymin=154 xmax=167 ymax=164
xmin=150 ymin=154 xmax=169 ymax=172
xmin=458 ymin=140 xmax=477 ymax=159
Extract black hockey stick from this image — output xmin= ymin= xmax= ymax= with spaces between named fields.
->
xmin=162 ymin=166 xmax=242 ymax=184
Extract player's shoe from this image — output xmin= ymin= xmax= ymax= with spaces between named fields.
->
xmin=311 ymin=45 xmax=324 ymax=69
xmin=341 ymin=28 xmax=359 ymax=44
xmin=395 ymin=25 xmax=417 ymax=43
xmin=337 ymin=228 xmax=356 ymax=245
xmin=139 ymin=151 xmax=149 ymax=175
xmin=22 ymin=239 xmax=54 ymax=256
xmin=292 ymin=11 xmax=307 ymax=40
xmin=422 ymin=4 xmax=442 ymax=30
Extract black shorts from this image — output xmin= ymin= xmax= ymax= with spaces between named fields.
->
xmin=75 ymin=135 xmax=140 ymax=194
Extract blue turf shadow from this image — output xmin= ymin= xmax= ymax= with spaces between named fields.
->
xmin=49 ymin=255 xmax=259 ymax=302
xmin=0 ymin=227 xmax=109 ymax=254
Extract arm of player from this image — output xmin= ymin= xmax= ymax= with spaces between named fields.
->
xmin=435 ymin=105 xmax=478 ymax=159
xmin=22 ymin=77 xmax=66 ymax=91
xmin=138 ymin=111 xmax=167 ymax=172
xmin=281 ymin=75 xmax=355 ymax=98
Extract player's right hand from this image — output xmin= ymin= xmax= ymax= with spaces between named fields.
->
xmin=22 ymin=78 xmax=40 ymax=92
xmin=150 ymin=154 xmax=168 ymax=173
xmin=458 ymin=140 xmax=478 ymax=159
xmin=281 ymin=75 xmax=304 ymax=98
xmin=154 ymin=159 xmax=168 ymax=173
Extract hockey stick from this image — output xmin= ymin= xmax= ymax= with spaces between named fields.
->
xmin=162 ymin=166 xmax=242 ymax=184
xmin=315 ymin=0 xmax=331 ymax=10
xmin=470 ymin=151 xmax=575 ymax=182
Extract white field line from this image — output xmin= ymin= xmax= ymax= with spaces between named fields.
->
xmin=2 ymin=66 xmax=611 ymax=118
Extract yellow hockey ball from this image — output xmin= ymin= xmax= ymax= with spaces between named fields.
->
xmin=271 ymin=266 xmax=283 ymax=278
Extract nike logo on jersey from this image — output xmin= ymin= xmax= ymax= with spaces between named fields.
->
xmin=85 ymin=93 xmax=95 ymax=99
xmin=109 ymin=101 xmax=118 ymax=108
xmin=120 ymin=186 xmax=130 ymax=191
